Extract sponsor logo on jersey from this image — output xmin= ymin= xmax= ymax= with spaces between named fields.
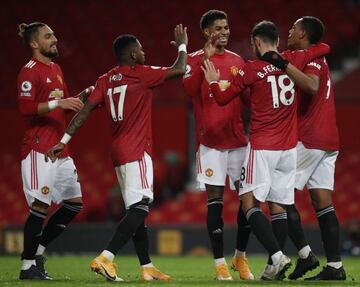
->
xmin=57 ymin=74 xmax=63 ymax=84
xmin=21 ymin=81 xmax=32 ymax=92
xmin=205 ymin=168 xmax=213 ymax=177
xmin=49 ymin=88 xmax=64 ymax=99
xmin=46 ymin=77 xmax=52 ymax=83
xmin=218 ymin=80 xmax=230 ymax=91
xmin=110 ymin=73 xmax=122 ymax=82
xmin=41 ymin=186 xmax=50 ymax=195
xmin=230 ymin=66 xmax=239 ymax=76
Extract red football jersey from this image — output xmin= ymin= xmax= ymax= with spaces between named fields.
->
xmin=17 ymin=58 xmax=70 ymax=159
xmin=88 ymin=64 xmax=167 ymax=166
xmin=183 ymin=49 xmax=247 ymax=150
xmin=297 ymin=57 xmax=339 ymax=150
xmin=210 ymin=44 xmax=330 ymax=150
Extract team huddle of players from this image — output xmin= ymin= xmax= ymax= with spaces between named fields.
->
xmin=17 ymin=9 xmax=345 ymax=282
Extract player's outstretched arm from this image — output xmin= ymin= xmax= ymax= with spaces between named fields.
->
xmin=75 ymin=86 xmax=95 ymax=103
xmin=19 ymin=96 xmax=85 ymax=116
xmin=285 ymin=64 xmax=320 ymax=95
xmin=166 ymin=24 xmax=188 ymax=80
xmin=45 ymin=101 xmax=97 ymax=162
xmin=201 ymin=59 xmax=240 ymax=105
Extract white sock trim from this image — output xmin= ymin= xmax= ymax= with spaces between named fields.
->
xmin=271 ymin=251 xmax=283 ymax=265
xmin=327 ymin=261 xmax=343 ymax=269
xmin=234 ymin=249 xmax=246 ymax=257
xmin=21 ymin=259 xmax=35 ymax=270
xmin=36 ymin=244 xmax=46 ymax=256
xmin=141 ymin=262 xmax=154 ymax=268
xmin=298 ymin=245 xmax=311 ymax=259
xmin=214 ymin=257 xmax=226 ymax=266
xmin=101 ymin=250 xmax=115 ymax=262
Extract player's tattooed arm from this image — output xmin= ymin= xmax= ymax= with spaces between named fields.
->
xmin=46 ymin=101 xmax=97 ymax=162
xmin=66 ymin=101 xmax=97 ymax=135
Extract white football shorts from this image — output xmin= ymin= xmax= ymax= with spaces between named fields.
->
xmin=295 ymin=141 xmax=338 ymax=191
xmin=21 ymin=150 xmax=82 ymax=206
xmin=196 ymin=144 xmax=246 ymax=190
xmin=239 ymin=143 xmax=296 ymax=205
xmin=115 ymin=152 xmax=153 ymax=209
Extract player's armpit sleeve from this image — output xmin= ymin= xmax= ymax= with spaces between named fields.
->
xmin=183 ymin=58 xmax=203 ymax=96
xmin=209 ymin=82 xmax=242 ymax=106
xmin=140 ymin=65 xmax=167 ymax=88
xmin=18 ymin=100 xmax=39 ymax=116
xmin=286 ymin=43 xmax=330 ymax=70
xmin=87 ymin=78 xmax=104 ymax=106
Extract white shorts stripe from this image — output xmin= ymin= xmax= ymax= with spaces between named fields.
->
xmin=115 ymin=152 xmax=154 ymax=209
xmin=22 ymin=150 xmax=81 ymax=206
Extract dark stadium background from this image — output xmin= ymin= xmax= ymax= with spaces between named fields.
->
xmin=0 ymin=0 xmax=359 ymax=256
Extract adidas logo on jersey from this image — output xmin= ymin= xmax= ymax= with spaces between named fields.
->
xmin=46 ymin=77 xmax=52 ymax=83
xmin=212 ymin=228 xmax=223 ymax=234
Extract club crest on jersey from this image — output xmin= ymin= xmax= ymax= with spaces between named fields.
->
xmin=21 ymin=81 xmax=32 ymax=92
xmin=110 ymin=73 xmax=122 ymax=82
xmin=205 ymin=168 xmax=213 ymax=177
xmin=218 ymin=80 xmax=230 ymax=91
xmin=57 ymin=74 xmax=63 ymax=84
xmin=230 ymin=66 xmax=239 ymax=76
xmin=49 ymin=88 xmax=64 ymax=100
xmin=41 ymin=186 xmax=50 ymax=195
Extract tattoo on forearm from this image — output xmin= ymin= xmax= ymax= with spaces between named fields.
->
xmin=67 ymin=104 xmax=94 ymax=135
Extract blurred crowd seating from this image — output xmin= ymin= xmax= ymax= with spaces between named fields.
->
xmin=1 ymin=0 xmax=360 ymax=106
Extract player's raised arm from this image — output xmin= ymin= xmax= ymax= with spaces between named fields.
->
xmin=45 ymin=100 xmax=97 ymax=162
xmin=166 ymin=24 xmax=188 ymax=80
xmin=201 ymin=59 xmax=242 ymax=106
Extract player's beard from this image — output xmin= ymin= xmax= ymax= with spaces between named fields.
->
xmin=40 ymin=48 xmax=59 ymax=59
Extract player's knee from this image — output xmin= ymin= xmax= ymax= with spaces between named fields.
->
xmin=310 ymin=189 xmax=332 ymax=210
xmin=63 ymin=200 xmax=83 ymax=213
xmin=31 ymin=199 xmax=49 ymax=214
xmin=206 ymin=184 xmax=224 ymax=200
xmin=64 ymin=197 xmax=82 ymax=204
xmin=268 ymin=202 xmax=286 ymax=214
xmin=129 ymin=199 xmax=150 ymax=216
xmin=240 ymin=192 xmax=258 ymax=213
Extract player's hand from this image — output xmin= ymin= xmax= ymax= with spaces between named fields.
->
xmin=75 ymin=86 xmax=95 ymax=103
xmin=201 ymin=59 xmax=220 ymax=83
xmin=203 ymin=33 xmax=219 ymax=60
xmin=260 ymin=51 xmax=289 ymax=70
xmin=59 ymin=97 xmax=84 ymax=112
xmin=45 ymin=143 xmax=65 ymax=163
xmin=170 ymin=24 xmax=188 ymax=47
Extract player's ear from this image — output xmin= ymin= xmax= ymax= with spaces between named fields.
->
xmin=276 ymin=36 xmax=280 ymax=48
xmin=203 ymin=28 xmax=210 ymax=38
xmin=299 ymin=29 xmax=306 ymax=40
xmin=29 ymin=40 xmax=38 ymax=50
xmin=130 ymin=49 xmax=137 ymax=61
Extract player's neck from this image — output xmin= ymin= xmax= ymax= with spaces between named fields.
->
xmin=215 ymin=46 xmax=225 ymax=55
xmin=33 ymin=53 xmax=52 ymax=66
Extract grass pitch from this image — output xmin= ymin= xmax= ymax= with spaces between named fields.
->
xmin=0 ymin=255 xmax=359 ymax=286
